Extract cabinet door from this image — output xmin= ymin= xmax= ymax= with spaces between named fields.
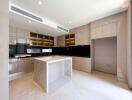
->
xmin=9 ymin=59 xmax=18 ymax=74
xmin=57 ymin=36 xmax=65 ymax=47
xmin=9 ymin=27 xmax=17 ymax=37
xmin=9 ymin=37 xmax=16 ymax=44
xmin=17 ymin=59 xmax=26 ymax=73
xmin=102 ymin=22 xmax=117 ymax=37
xmin=17 ymin=38 xmax=27 ymax=44
xmin=73 ymin=57 xmax=91 ymax=72
xmin=91 ymin=22 xmax=117 ymax=39
xmin=18 ymin=58 xmax=34 ymax=73
xmin=17 ymin=29 xmax=30 ymax=38
xmin=91 ymin=26 xmax=102 ymax=39
xmin=25 ymin=58 xmax=34 ymax=72
xmin=75 ymin=32 xmax=90 ymax=45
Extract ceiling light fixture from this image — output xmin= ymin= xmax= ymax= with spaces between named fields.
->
xmin=38 ymin=1 xmax=43 ymax=5
xmin=68 ymin=21 xmax=72 ymax=24
xmin=28 ymin=20 xmax=32 ymax=24
xmin=101 ymin=8 xmax=105 ymax=11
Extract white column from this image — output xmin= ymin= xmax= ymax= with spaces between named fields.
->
xmin=0 ymin=0 xmax=9 ymax=100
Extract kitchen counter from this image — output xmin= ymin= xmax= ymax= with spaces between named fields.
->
xmin=34 ymin=56 xmax=72 ymax=63
xmin=34 ymin=56 xmax=72 ymax=94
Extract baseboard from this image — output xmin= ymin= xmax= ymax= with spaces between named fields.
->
xmin=118 ymin=77 xmax=127 ymax=83
xmin=73 ymin=67 xmax=91 ymax=73
xmin=9 ymin=72 xmax=28 ymax=81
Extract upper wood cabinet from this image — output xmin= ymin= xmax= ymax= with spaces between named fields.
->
xmin=9 ymin=26 xmax=30 ymax=44
xmin=91 ymin=26 xmax=102 ymax=39
xmin=70 ymin=24 xmax=91 ymax=45
xmin=90 ymin=13 xmax=120 ymax=39
xmin=91 ymin=21 xmax=117 ymax=39
xmin=75 ymin=31 xmax=90 ymax=45
xmin=57 ymin=36 xmax=65 ymax=47
xmin=102 ymin=22 xmax=117 ymax=37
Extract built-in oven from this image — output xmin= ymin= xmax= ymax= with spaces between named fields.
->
xmin=9 ymin=45 xmax=16 ymax=58
xmin=16 ymin=43 xmax=28 ymax=54
xmin=27 ymin=48 xmax=41 ymax=54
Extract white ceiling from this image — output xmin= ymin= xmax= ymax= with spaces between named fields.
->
xmin=10 ymin=0 xmax=127 ymax=36
xmin=10 ymin=12 xmax=66 ymax=36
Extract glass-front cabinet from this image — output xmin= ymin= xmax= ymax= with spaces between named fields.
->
xmin=65 ymin=34 xmax=75 ymax=46
xmin=30 ymin=32 xmax=54 ymax=47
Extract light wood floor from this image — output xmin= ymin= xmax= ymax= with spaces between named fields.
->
xmin=9 ymin=70 xmax=132 ymax=100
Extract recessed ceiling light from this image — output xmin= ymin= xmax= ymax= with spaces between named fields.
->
xmin=27 ymin=20 xmax=32 ymax=24
xmin=101 ymin=8 xmax=105 ymax=11
xmin=68 ymin=21 xmax=72 ymax=24
xmin=38 ymin=1 xmax=43 ymax=5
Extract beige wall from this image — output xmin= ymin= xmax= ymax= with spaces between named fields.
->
xmin=0 ymin=0 xmax=9 ymax=100
xmin=93 ymin=37 xmax=117 ymax=74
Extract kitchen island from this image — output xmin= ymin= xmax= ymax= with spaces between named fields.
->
xmin=34 ymin=56 xmax=72 ymax=94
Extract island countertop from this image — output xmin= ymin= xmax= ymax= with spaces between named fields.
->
xmin=34 ymin=56 xmax=72 ymax=63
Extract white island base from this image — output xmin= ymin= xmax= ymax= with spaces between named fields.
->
xmin=34 ymin=56 xmax=72 ymax=94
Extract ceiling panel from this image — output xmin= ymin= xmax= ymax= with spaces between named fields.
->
xmin=10 ymin=0 xmax=127 ymax=36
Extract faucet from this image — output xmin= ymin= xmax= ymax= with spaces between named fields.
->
xmin=48 ymin=48 xmax=52 ymax=56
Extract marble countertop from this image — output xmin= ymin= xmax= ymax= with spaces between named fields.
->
xmin=34 ymin=56 xmax=72 ymax=63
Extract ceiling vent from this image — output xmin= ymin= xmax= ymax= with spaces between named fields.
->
xmin=10 ymin=5 xmax=43 ymax=22
xmin=57 ymin=26 xmax=69 ymax=33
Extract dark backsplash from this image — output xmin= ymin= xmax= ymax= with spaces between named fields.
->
xmin=9 ymin=44 xmax=91 ymax=58
xmin=52 ymin=45 xmax=91 ymax=58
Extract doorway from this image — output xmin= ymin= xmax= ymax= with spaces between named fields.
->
xmin=92 ymin=37 xmax=117 ymax=75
